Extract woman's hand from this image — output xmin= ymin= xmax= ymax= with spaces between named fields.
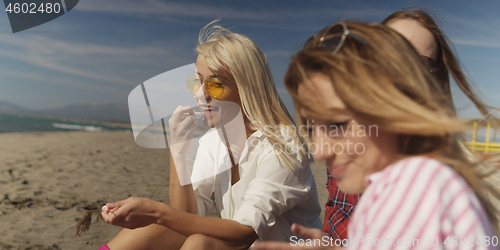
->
xmin=168 ymin=105 xmax=198 ymax=186
xmin=101 ymin=197 xmax=164 ymax=229
xmin=168 ymin=105 xmax=198 ymax=157
xmin=252 ymin=223 xmax=340 ymax=250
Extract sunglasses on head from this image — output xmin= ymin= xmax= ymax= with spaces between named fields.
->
xmin=306 ymin=22 xmax=440 ymax=78
xmin=420 ymin=56 xmax=439 ymax=73
xmin=304 ymin=21 xmax=367 ymax=54
xmin=186 ymin=75 xmax=225 ymax=99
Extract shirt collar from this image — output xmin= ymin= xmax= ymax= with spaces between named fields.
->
xmin=365 ymin=171 xmax=384 ymax=186
xmin=249 ymin=129 xmax=264 ymax=139
xmin=238 ymin=129 xmax=264 ymax=163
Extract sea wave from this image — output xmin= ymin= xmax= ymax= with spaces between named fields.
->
xmin=52 ymin=123 xmax=103 ymax=132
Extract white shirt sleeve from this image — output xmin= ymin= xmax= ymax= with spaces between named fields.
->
xmin=231 ymin=149 xmax=311 ymax=238
xmin=191 ymin=136 xmax=215 ymax=216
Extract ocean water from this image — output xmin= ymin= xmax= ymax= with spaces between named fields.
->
xmin=0 ymin=113 xmax=131 ymax=133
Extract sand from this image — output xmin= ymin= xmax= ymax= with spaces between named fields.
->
xmin=0 ymin=131 xmax=328 ymax=250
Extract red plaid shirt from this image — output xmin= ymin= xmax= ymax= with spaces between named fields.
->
xmin=323 ymin=171 xmax=360 ymax=242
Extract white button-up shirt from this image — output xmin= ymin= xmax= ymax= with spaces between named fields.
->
xmin=191 ymin=128 xmax=322 ymax=241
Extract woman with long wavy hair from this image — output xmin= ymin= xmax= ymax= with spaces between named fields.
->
xmin=322 ymin=9 xmax=500 ymax=243
xmin=254 ymin=21 xmax=499 ymax=250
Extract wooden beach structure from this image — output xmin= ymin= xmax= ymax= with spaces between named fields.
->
xmin=464 ymin=119 xmax=500 ymax=155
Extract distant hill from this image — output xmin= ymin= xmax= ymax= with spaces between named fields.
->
xmin=0 ymin=101 xmax=130 ymax=122
xmin=0 ymin=101 xmax=29 ymax=113
xmin=36 ymin=103 xmax=130 ymax=122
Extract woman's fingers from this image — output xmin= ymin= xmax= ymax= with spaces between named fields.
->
xmin=291 ymin=223 xmax=327 ymax=240
xmin=184 ymin=115 xmax=198 ymax=130
xmin=101 ymin=208 xmax=115 ymax=223
xmin=169 ymin=106 xmax=198 ymax=138
xmin=101 ymin=199 xmax=129 ymax=224
xmin=252 ymin=241 xmax=296 ymax=250
xmin=101 ymin=197 xmax=160 ymax=229
xmin=102 ymin=207 xmax=121 ymax=223
xmin=252 ymin=224 xmax=333 ymax=250
xmin=179 ymin=115 xmax=197 ymax=130
xmin=170 ymin=106 xmax=195 ymax=123
xmin=253 ymin=241 xmax=335 ymax=250
xmin=103 ymin=199 xmax=126 ymax=211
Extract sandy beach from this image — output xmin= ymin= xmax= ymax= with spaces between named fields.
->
xmin=0 ymin=131 xmax=328 ymax=250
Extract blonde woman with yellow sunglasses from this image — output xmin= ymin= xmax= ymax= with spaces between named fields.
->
xmin=97 ymin=22 xmax=322 ymax=250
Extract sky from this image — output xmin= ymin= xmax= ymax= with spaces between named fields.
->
xmin=1 ymin=0 xmax=499 ymax=120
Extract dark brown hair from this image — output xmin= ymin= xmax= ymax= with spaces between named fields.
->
xmin=382 ymin=9 xmax=498 ymax=121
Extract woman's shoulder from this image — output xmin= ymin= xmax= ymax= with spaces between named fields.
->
xmin=198 ymin=128 xmax=220 ymax=145
xmin=365 ymin=156 xmax=468 ymax=200
xmin=375 ymin=156 xmax=457 ymax=182
xmin=390 ymin=156 xmax=449 ymax=171
xmin=357 ymin=158 xmax=495 ymax=244
xmin=199 ymin=128 xmax=218 ymax=140
xmin=354 ymin=160 xmax=494 ymax=244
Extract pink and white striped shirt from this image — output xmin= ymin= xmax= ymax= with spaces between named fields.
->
xmin=345 ymin=156 xmax=497 ymax=250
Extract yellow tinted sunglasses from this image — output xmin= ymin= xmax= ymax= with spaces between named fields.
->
xmin=186 ymin=75 xmax=225 ymax=99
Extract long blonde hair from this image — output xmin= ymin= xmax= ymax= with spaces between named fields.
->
xmin=285 ymin=21 xmax=499 ymax=233
xmin=196 ymin=21 xmax=305 ymax=172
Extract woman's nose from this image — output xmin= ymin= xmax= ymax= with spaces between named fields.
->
xmin=309 ymin=128 xmax=336 ymax=162
xmin=194 ymin=82 xmax=211 ymax=103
